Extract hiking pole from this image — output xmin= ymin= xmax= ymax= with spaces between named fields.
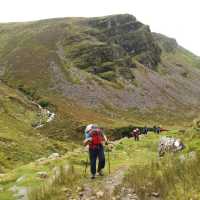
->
xmin=83 ymin=156 xmax=88 ymax=177
xmin=107 ymin=149 xmax=111 ymax=175
xmin=107 ymin=143 xmax=111 ymax=175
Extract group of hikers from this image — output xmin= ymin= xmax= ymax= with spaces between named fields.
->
xmin=83 ymin=124 xmax=162 ymax=179
xmin=130 ymin=126 xmax=161 ymax=141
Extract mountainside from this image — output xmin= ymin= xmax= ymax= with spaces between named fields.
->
xmin=0 ymin=14 xmax=200 ymax=133
xmin=0 ymin=14 xmax=200 ymax=120
xmin=1 ymin=14 xmax=200 ymax=200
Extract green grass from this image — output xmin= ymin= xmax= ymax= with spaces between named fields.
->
xmin=0 ymin=83 xmax=74 ymax=171
xmin=0 ymin=14 xmax=200 ymax=200
xmin=28 ymin=165 xmax=80 ymax=200
xmin=0 ymin=145 xmax=80 ymax=200
xmin=119 ymin=129 xmax=200 ymax=200
xmin=26 ymin=133 xmax=160 ymax=200
xmin=123 ymin=152 xmax=200 ymax=200
xmin=1 ymin=127 xmax=200 ymax=200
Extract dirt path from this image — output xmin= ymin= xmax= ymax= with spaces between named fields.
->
xmin=78 ymin=166 xmax=139 ymax=200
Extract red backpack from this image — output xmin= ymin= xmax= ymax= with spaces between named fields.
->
xmin=89 ymin=128 xmax=103 ymax=148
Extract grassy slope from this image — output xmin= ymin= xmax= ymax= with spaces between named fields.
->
xmin=0 ymin=15 xmax=200 ymax=128
xmin=1 ymin=128 xmax=199 ymax=200
xmin=122 ymin=129 xmax=200 ymax=200
xmin=0 ymin=15 xmax=200 ymax=199
xmin=0 ymin=82 xmax=72 ymax=171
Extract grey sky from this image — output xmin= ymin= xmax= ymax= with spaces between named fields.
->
xmin=1 ymin=0 xmax=199 ymax=56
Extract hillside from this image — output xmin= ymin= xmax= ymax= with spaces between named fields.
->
xmin=0 ymin=14 xmax=200 ymax=127
xmin=0 ymin=14 xmax=200 ymax=200
xmin=0 ymin=81 xmax=75 ymax=171
xmin=0 ymin=13 xmax=200 ymax=168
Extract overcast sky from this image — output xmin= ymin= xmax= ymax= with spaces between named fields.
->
xmin=1 ymin=0 xmax=199 ymax=56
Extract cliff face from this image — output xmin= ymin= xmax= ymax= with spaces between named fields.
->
xmin=0 ymin=14 xmax=200 ymax=124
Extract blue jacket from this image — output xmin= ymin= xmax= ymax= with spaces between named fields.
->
xmin=85 ymin=130 xmax=91 ymax=139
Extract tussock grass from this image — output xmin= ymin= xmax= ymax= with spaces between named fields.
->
xmin=28 ymin=165 xmax=79 ymax=200
xmin=124 ymin=153 xmax=200 ymax=200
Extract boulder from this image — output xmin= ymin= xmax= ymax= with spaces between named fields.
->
xmin=158 ymin=136 xmax=184 ymax=156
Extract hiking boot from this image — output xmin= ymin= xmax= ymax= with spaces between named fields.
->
xmin=98 ymin=170 xmax=104 ymax=176
xmin=91 ymin=174 xmax=95 ymax=179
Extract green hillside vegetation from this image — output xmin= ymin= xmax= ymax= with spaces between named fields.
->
xmin=0 ymin=14 xmax=200 ymax=199
xmin=0 ymin=14 xmax=200 ymax=128
xmin=0 ymin=82 xmax=71 ymax=170
xmin=0 ymin=128 xmax=199 ymax=200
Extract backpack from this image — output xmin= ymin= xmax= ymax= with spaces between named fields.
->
xmin=89 ymin=128 xmax=103 ymax=148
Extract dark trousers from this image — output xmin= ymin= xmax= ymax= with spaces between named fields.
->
xmin=89 ymin=144 xmax=105 ymax=175
xmin=134 ymin=134 xmax=139 ymax=141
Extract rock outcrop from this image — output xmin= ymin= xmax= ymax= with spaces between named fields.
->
xmin=0 ymin=14 xmax=200 ymax=126
xmin=158 ymin=136 xmax=185 ymax=156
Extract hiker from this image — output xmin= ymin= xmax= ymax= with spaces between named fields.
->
xmin=83 ymin=124 xmax=108 ymax=179
xmin=143 ymin=126 xmax=148 ymax=135
xmin=156 ymin=127 xmax=161 ymax=134
xmin=153 ymin=125 xmax=157 ymax=133
xmin=131 ymin=128 xmax=140 ymax=141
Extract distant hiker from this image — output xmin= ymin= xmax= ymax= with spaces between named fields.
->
xmin=143 ymin=126 xmax=148 ymax=135
xmin=131 ymin=128 xmax=140 ymax=141
xmin=156 ymin=127 xmax=161 ymax=134
xmin=83 ymin=124 xmax=108 ymax=179
xmin=153 ymin=125 xmax=157 ymax=133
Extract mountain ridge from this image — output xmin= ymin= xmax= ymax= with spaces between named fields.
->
xmin=0 ymin=14 xmax=200 ymax=131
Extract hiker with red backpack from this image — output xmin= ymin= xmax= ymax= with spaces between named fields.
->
xmin=83 ymin=124 xmax=108 ymax=179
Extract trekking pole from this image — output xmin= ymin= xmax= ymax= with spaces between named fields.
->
xmin=83 ymin=155 xmax=88 ymax=177
xmin=108 ymin=149 xmax=111 ymax=174
xmin=107 ymin=143 xmax=111 ymax=175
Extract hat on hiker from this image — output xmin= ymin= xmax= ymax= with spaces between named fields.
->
xmin=85 ymin=124 xmax=98 ymax=133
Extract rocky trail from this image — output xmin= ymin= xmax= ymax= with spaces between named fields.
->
xmin=74 ymin=166 xmax=140 ymax=200
xmin=72 ymin=133 xmax=179 ymax=200
xmin=4 ymin=132 xmax=180 ymax=200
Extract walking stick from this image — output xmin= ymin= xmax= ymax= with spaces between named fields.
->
xmin=107 ymin=146 xmax=111 ymax=175
xmin=84 ymin=156 xmax=88 ymax=177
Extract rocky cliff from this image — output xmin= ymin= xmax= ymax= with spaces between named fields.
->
xmin=0 ymin=14 xmax=200 ymax=127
